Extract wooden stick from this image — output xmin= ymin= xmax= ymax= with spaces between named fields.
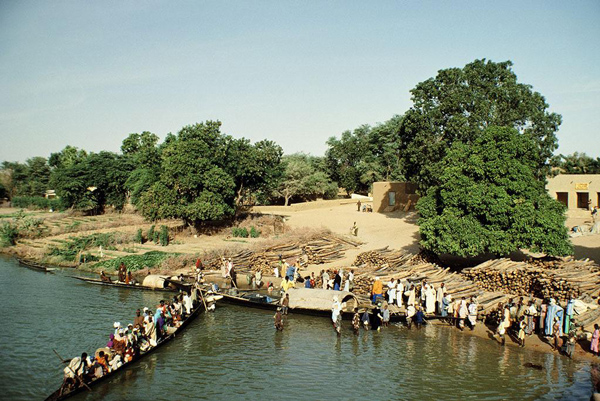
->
xmin=53 ymin=349 xmax=93 ymax=392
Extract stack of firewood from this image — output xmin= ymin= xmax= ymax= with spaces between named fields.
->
xmin=461 ymin=259 xmax=583 ymax=301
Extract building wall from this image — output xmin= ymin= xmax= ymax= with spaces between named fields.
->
xmin=372 ymin=181 xmax=419 ymax=213
xmin=546 ymin=174 xmax=600 ymax=209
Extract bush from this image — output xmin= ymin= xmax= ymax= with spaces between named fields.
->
xmin=159 ymin=225 xmax=169 ymax=246
xmin=0 ymin=221 xmax=18 ymax=247
xmin=147 ymin=225 xmax=155 ymax=242
xmin=11 ymin=196 xmax=66 ymax=211
xmin=135 ymin=228 xmax=143 ymax=244
xmin=93 ymin=251 xmax=175 ymax=271
xmin=249 ymin=226 xmax=260 ymax=238
xmin=232 ymin=227 xmax=249 ymax=238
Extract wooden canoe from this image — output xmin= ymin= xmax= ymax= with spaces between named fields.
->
xmin=44 ymin=292 xmax=208 ymax=401
xmin=72 ymin=276 xmax=190 ymax=293
xmin=17 ymin=258 xmax=57 ymax=273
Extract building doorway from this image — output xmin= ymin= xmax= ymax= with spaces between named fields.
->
xmin=577 ymin=192 xmax=590 ymax=209
xmin=556 ymin=192 xmax=568 ymax=208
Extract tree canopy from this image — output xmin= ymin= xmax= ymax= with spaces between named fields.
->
xmin=417 ymin=126 xmax=572 ymax=258
xmin=138 ymin=121 xmax=283 ymax=226
xmin=401 ymin=59 xmax=562 ymax=190
xmin=325 ymin=115 xmax=405 ymax=194
xmin=550 ymin=152 xmax=600 ymax=174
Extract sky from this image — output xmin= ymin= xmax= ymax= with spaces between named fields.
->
xmin=1 ymin=1 xmax=599 ymax=162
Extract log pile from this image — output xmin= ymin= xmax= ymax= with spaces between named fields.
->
xmin=204 ymin=234 xmax=361 ymax=275
xmin=461 ymin=258 xmax=600 ymax=302
xmin=353 ymin=247 xmax=413 ymax=271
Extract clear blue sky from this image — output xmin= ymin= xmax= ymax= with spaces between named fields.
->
xmin=1 ymin=1 xmax=599 ymax=162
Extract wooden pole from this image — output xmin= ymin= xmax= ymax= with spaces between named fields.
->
xmin=53 ymin=349 xmax=93 ymax=392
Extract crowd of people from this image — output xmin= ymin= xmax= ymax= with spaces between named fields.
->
xmin=60 ymin=286 xmax=203 ymax=395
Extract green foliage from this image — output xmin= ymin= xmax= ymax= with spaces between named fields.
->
xmin=232 ymin=227 xmax=249 ymax=238
xmin=159 ymin=225 xmax=169 ymax=246
xmin=274 ymin=153 xmax=338 ymax=205
xmin=48 ymin=233 xmax=119 ymax=261
xmin=325 ymin=115 xmax=405 ymax=194
xmin=139 ymin=121 xmax=236 ymax=225
xmin=550 ymin=152 xmax=600 ymax=174
xmin=10 ymin=196 xmax=65 ymax=211
xmin=153 ymin=230 xmax=160 ymax=244
xmin=1 ymin=157 xmax=50 ymax=199
xmin=93 ymin=251 xmax=175 ymax=271
xmin=147 ymin=225 xmax=155 ymax=242
xmin=50 ymin=150 xmax=134 ymax=213
xmin=135 ymin=228 xmax=143 ymax=244
xmin=417 ymin=126 xmax=572 ymax=258
xmin=401 ymin=59 xmax=561 ymax=190
xmin=0 ymin=221 xmax=18 ymax=247
xmin=249 ymin=226 xmax=260 ymax=238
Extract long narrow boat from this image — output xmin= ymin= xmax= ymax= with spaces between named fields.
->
xmin=17 ymin=257 xmax=57 ymax=273
xmin=219 ymin=290 xmax=418 ymax=323
xmin=44 ymin=294 xmax=207 ymax=401
xmin=72 ymin=276 xmax=190 ymax=293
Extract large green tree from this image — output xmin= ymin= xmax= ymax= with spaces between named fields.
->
xmin=121 ymin=132 xmax=162 ymax=207
xmin=417 ymin=126 xmax=572 ymax=258
xmin=325 ymin=115 xmax=405 ymax=194
xmin=138 ymin=121 xmax=282 ymax=226
xmin=401 ymin=59 xmax=561 ymax=190
xmin=275 ymin=153 xmax=338 ymax=206
xmin=51 ymin=151 xmax=133 ymax=213
xmin=550 ymin=152 xmax=600 ymax=174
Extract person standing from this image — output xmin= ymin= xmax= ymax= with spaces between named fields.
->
xmin=564 ymin=298 xmax=575 ymax=335
xmin=372 ymin=278 xmax=383 ymax=304
xmin=333 ymin=270 xmax=342 ymax=291
xmin=414 ymin=306 xmax=425 ymax=329
xmin=457 ymin=298 xmax=468 ymax=331
xmin=405 ymin=284 xmax=415 ymax=307
xmin=332 ymin=296 xmax=343 ymax=335
xmin=592 ymin=324 xmax=600 ymax=356
xmin=387 ymin=278 xmax=397 ymax=305
xmin=467 ymin=298 xmax=478 ymax=330
xmin=352 ymin=308 xmax=361 ymax=335
xmin=497 ymin=303 xmax=511 ymax=346
xmin=436 ymin=283 xmax=445 ymax=314
xmin=396 ymin=280 xmax=404 ymax=308
xmin=322 ymin=270 xmax=330 ymax=290
xmin=274 ymin=308 xmax=284 ymax=331
xmin=281 ymin=293 xmax=290 ymax=315
xmin=357 ymin=199 xmax=362 ymax=212
xmin=406 ymin=305 xmax=416 ymax=329
xmin=425 ymin=284 xmax=436 ymax=314
xmin=545 ymin=298 xmax=564 ymax=337
xmin=518 ymin=316 xmax=526 ymax=347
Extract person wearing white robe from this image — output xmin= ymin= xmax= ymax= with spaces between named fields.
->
xmin=467 ymin=298 xmax=478 ymax=329
xmin=343 ymin=273 xmax=350 ymax=292
xmin=183 ymin=293 xmax=193 ymax=315
xmin=387 ymin=278 xmax=397 ymax=305
xmin=436 ymin=283 xmax=445 ymax=314
xmin=545 ymin=298 xmax=564 ymax=336
xmin=421 ymin=282 xmax=429 ymax=307
xmin=425 ymin=285 xmax=436 ymax=314
xmin=405 ymin=285 xmax=416 ymax=307
xmin=458 ymin=298 xmax=468 ymax=330
xmin=396 ymin=280 xmax=404 ymax=307
xmin=406 ymin=305 xmax=416 ymax=328
xmin=144 ymin=316 xmax=157 ymax=347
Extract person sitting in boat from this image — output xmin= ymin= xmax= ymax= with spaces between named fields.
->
xmin=118 ymin=262 xmax=127 ymax=282
xmin=155 ymin=309 xmax=166 ymax=340
xmin=100 ymin=270 xmax=112 ymax=283
xmin=125 ymin=271 xmax=136 ymax=285
xmin=109 ymin=354 xmax=123 ymax=371
xmin=182 ymin=292 xmax=192 ymax=315
xmin=144 ymin=315 xmax=157 ymax=347
xmin=61 ymin=352 xmax=90 ymax=392
xmin=96 ymin=350 xmax=110 ymax=374
xmin=112 ymin=329 xmax=127 ymax=357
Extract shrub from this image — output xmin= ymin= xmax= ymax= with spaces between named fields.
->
xmin=135 ymin=228 xmax=143 ymax=244
xmin=11 ymin=196 xmax=66 ymax=211
xmin=159 ymin=225 xmax=169 ymax=246
xmin=232 ymin=227 xmax=249 ymax=238
xmin=147 ymin=225 xmax=155 ymax=242
xmin=249 ymin=226 xmax=260 ymax=238
xmin=0 ymin=221 xmax=18 ymax=247
xmin=93 ymin=251 xmax=175 ymax=271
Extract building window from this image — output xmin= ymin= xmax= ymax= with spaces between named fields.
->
xmin=556 ymin=192 xmax=568 ymax=208
xmin=388 ymin=191 xmax=396 ymax=206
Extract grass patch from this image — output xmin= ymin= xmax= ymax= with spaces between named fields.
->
xmin=92 ymin=251 xmax=177 ymax=271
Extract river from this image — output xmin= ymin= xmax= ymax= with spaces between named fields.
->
xmin=0 ymin=255 xmax=594 ymax=400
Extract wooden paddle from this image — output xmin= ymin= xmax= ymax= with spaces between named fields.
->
xmin=53 ymin=349 xmax=93 ymax=392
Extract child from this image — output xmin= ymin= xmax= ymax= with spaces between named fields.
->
xmin=565 ymin=331 xmax=576 ymax=358
xmin=382 ymin=304 xmax=390 ymax=327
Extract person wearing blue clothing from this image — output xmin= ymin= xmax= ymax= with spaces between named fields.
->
xmin=305 ymin=277 xmax=312 ymax=288
xmin=414 ymin=306 xmax=426 ymax=329
xmin=333 ymin=271 xmax=342 ymax=291
xmin=286 ymin=264 xmax=295 ymax=282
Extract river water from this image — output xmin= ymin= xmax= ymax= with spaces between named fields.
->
xmin=0 ymin=255 xmax=594 ymax=400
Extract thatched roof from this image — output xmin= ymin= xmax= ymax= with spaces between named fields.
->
xmin=286 ymin=288 xmax=357 ymax=312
